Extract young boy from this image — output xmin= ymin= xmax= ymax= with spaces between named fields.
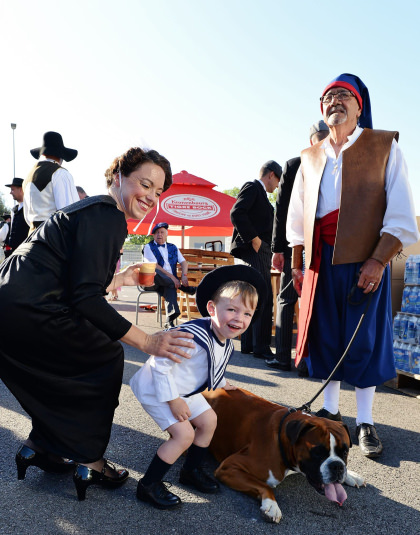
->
xmin=130 ymin=264 xmax=266 ymax=510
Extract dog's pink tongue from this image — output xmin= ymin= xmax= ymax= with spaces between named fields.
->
xmin=324 ymin=483 xmax=347 ymax=506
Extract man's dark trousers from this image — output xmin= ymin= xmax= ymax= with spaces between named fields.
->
xmin=240 ymin=241 xmax=273 ymax=354
xmin=275 ymin=255 xmax=298 ymax=365
xmin=144 ymin=270 xmax=180 ymax=322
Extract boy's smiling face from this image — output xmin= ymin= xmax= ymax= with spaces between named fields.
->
xmin=207 ymin=294 xmax=255 ymax=343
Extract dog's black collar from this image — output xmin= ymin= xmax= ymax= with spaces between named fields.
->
xmin=277 ymin=408 xmax=300 ymax=470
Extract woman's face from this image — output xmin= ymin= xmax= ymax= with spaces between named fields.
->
xmin=116 ymin=162 xmax=165 ymax=220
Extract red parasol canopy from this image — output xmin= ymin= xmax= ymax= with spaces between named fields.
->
xmin=127 ymin=170 xmax=235 ymax=237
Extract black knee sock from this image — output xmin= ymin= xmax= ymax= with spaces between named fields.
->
xmin=142 ymin=454 xmax=172 ymax=486
xmin=183 ymin=444 xmax=207 ymax=471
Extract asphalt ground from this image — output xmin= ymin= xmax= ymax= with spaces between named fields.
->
xmin=1 ymin=286 xmax=419 ymax=535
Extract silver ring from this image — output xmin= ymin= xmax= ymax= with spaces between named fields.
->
xmin=368 ymin=282 xmax=374 ymax=286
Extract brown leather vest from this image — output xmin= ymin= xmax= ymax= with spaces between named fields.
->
xmin=300 ymin=128 xmax=399 ymax=266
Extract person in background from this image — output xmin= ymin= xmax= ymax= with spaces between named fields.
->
xmin=143 ymin=222 xmax=196 ymax=328
xmin=0 ymin=214 xmax=11 ymax=250
xmin=287 ymin=73 xmax=419 ymax=458
xmin=23 ymin=131 xmax=80 ymax=232
xmin=131 ymin=264 xmax=265 ymax=510
xmin=76 ymin=186 xmax=88 ymax=199
xmin=230 ymin=160 xmax=281 ymax=359
xmin=0 ymin=146 xmax=194 ymax=501
xmin=2 ymin=178 xmax=30 ymax=258
xmin=267 ymin=121 xmax=329 ymax=374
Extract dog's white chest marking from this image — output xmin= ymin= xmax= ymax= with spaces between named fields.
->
xmin=260 ymin=498 xmax=282 ymax=523
xmin=266 ymin=469 xmax=281 ymax=488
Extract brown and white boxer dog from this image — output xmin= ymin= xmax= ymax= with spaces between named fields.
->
xmin=203 ymin=387 xmax=366 ymax=523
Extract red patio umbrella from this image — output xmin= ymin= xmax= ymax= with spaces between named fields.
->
xmin=127 ymin=170 xmax=235 ymax=245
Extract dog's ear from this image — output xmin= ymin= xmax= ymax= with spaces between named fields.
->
xmin=285 ymin=420 xmax=317 ymax=446
xmin=342 ymin=423 xmax=353 ymax=447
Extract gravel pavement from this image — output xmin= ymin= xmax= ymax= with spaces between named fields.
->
xmin=1 ymin=286 xmax=419 ymax=535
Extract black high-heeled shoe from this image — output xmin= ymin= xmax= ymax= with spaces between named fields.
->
xmin=15 ymin=444 xmax=75 ymax=480
xmin=73 ymin=460 xmax=129 ymax=501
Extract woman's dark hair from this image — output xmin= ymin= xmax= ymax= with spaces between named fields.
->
xmin=105 ymin=147 xmax=172 ymax=191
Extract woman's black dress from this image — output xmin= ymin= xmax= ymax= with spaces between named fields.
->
xmin=0 ymin=196 xmax=131 ymax=463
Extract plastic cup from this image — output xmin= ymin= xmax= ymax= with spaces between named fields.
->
xmin=139 ymin=263 xmax=156 ymax=286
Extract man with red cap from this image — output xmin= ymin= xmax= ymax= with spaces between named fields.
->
xmin=287 ymin=74 xmax=419 ymax=458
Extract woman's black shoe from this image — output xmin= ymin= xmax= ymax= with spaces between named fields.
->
xmin=15 ymin=444 xmax=75 ymax=480
xmin=73 ymin=460 xmax=129 ymax=501
xmin=179 ymin=466 xmax=220 ymax=493
xmin=137 ymin=479 xmax=181 ymax=510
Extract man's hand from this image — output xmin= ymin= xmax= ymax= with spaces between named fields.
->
xmin=251 ymin=236 xmax=262 ymax=253
xmin=272 ymin=252 xmax=285 ymax=272
xmin=357 ymin=258 xmax=385 ymax=294
xmin=292 ymin=268 xmax=304 ymax=296
xmin=168 ymin=397 xmax=191 ymax=421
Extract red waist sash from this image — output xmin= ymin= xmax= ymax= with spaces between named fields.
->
xmin=295 ymin=209 xmax=339 ymax=366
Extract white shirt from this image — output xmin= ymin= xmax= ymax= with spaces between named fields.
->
xmin=287 ymin=126 xmax=419 ymax=249
xmin=0 ymin=222 xmax=9 ymax=243
xmin=130 ymin=323 xmax=228 ymax=405
xmin=24 ymin=157 xmax=79 ymax=225
xmin=143 ymin=241 xmax=186 ymax=273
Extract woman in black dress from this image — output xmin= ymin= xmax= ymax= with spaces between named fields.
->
xmin=0 ymin=147 xmax=194 ymax=500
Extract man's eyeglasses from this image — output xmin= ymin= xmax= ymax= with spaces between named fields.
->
xmin=320 ymin=91 xmax=355 ymax=104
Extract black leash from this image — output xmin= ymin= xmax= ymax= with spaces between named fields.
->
xmin=295 ymin=276 xmax=374 ymax=414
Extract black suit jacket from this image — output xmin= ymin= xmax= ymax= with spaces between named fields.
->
xmin=230 ymin=180 xmax=274 ymax=259
xmin=271 ymin=157 xmax=301 ymax=257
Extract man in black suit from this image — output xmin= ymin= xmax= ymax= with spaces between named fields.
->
xmin=266 ymin=121 xmax=329 ymax=372
xmin=230 ymin=160 xmax=281 ymax=359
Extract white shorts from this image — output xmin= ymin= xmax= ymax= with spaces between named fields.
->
xmin=141 ymin=393 xmax=211 ymax=431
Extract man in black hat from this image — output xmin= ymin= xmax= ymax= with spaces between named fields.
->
xmin=230 ymin=160 xmax=281 ymax=359
xmin=2 ymin=178 xmax=30 ymax=258
xmin=23 ymin=131 xmax=79 ymax=232
xmin=266 ymin=121 xmax=329 ymax=374
xmin=143 ymin=222 xmax=196 ymax=328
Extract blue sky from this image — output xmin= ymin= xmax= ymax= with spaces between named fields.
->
xmin=1 ymin=0 xmax=419 ymax=213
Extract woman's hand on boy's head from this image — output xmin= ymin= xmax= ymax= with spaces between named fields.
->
xmin=222 ymin=381 xmax=237 ymax=391
xmin=168 ymin=397 xmax=191 ymax=421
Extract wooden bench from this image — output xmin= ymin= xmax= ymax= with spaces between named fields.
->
xmin=177 ymin=249 xmax=235 ymax=320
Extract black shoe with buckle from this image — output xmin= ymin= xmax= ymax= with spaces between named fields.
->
xmin=179 ymin=466 xmax=220 ymax=494
xmin=137 ymin=479 xmax=181 ymax=509
xmin=315 ymin=408 xmax=343 ymax=422
xmin=356 ymin=424 xmax=383 ymax=458
xmin=265 ymin=358 xmax=292 ymax=371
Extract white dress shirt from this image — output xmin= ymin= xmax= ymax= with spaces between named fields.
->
xmin=24 ymin=157 xmax=79 ymax=225
xmin=287 ymin=126 xmax=419 ymax=249
xmin=143 ymin=241 xmax=186 ymax=272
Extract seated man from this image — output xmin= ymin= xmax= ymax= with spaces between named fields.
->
xmin=143 ymin=222 xmax=196 ymax=328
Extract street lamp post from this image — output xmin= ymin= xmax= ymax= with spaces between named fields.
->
xmin=11 ymin=123 xmax=16 ymax=177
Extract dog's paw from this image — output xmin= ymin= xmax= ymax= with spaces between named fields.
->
xmin=344 ymin=469 xmax=366 ymax=488
xmin=260 ymin=498 xmax=282 ymax=523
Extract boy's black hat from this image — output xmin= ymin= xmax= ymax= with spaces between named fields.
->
xmin=196 ymin=264 xmax=266 ymax=322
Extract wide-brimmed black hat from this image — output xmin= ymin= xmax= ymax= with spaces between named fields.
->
xmin=196 ymin=264 xmax=266 ymax=322
xmin=1 ymin=214 xmax=11 ymax=220
xmin=30 ymin=131 xmax=78 ymax=162
xmin=5 ymin=177 xmax=24 ymax=188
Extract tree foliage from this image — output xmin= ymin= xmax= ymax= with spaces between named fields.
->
xmin=124 ymin=233 xmax=151 ymax=249
xmin=223 ymin=187 xmax=277 ymax=206
xmin=0 ymin=193 xmax=9 ymax=216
